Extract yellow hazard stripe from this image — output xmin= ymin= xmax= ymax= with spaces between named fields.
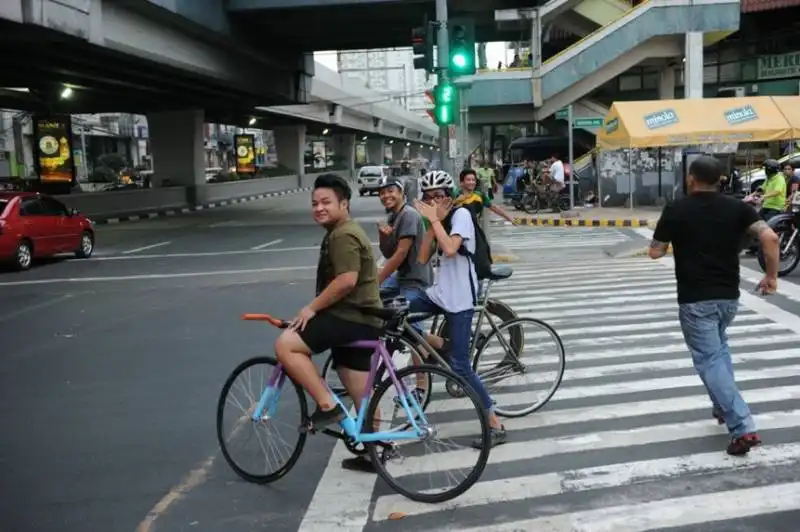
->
xmin=512 ymin=217 xmax=657 ymax=228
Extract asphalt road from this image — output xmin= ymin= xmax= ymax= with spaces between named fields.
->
xmin=3 ymin=194 xmax=800 ymax=532
xmin=0 ymin=192 xmax=389 ymax=532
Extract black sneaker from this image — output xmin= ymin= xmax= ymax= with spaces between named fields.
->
xmin=712 ymin=409 xmax=725 ymax=425
xmin=471 ymin=425 xmax=507 ymax=449
xmin=300 ymin=403 xmax=346 ymax=433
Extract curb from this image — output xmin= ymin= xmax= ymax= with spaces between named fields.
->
xmin=91 ymin=186 xmax=312 ymax=225
xmin=512 ymin=217 xmax=656 ymax=228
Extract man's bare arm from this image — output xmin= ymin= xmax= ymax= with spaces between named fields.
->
xmin=748 ymin=220 xmax=780 ymax=278
xmin=648 ymin=239 xmax=669 ymax=259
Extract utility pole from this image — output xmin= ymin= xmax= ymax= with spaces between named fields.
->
xmin=435 ymin=0 xmax=449 ymax=174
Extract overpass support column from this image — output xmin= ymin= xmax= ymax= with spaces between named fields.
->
xmin=333 ymin=133 xmax=356 ymax=182
xmin=684 ymin=32 xmax=704 ymax=99
xmin=392 ymin=142 xmax=406 ymax=162
xmin=147 ymin=109 xmax=205 ymax=206
xmin=274 ymin=125 xmax=306 ymax=188
xmin=367 ymin=139 xmax=385 ymax=165
xmin=659 ymin=67 xmax=676 ymax=99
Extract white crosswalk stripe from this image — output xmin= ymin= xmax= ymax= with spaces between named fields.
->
xmin=301 ymin=253 xmax=800 ymax=532
xmin=490 ymin=224 xmax=633 ymax=253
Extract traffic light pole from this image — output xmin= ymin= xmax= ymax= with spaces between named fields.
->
xmin=435 ymin=0 xmax=450 ymax=174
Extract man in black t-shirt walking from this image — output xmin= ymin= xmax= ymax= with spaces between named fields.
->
xmin=649 ymin=156 xmax=780 ymax=456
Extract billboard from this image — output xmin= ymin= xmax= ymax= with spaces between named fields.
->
xmin=34 ymin=115 xmax=75 ymax=183
xmin=235 ymin=134 xmax=256 ymax=174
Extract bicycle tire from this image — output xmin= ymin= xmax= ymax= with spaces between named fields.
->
xmin=472 ymin=317 xmax=566 ymax=418
xmin=365 ymin=364 xmax=491 ymax=503
xmin=216 ymin=356 xmax=308 ymax=484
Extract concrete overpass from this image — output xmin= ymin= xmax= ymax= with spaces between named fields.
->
xmin=461 ymin=0 xmax=740 ymax=137
xmin=0 ymin=0 xmax=436 ymax=144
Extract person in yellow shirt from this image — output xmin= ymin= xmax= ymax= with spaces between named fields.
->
xmin=759 ymin=159 xmax=786 ymax=222
xmin=453 ymin=168 xmax=515 ymax=224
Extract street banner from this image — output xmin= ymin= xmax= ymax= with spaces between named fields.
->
xmin=34 ymin=114 xmax=75 ymax=183
xmin=235 ymin=134 xmax=256 ymax=174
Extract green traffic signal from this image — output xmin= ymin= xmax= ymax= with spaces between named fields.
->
xmin=448 ymin=20 xmax=476 ymax=76
xmin=432 ymin=82 xmax=457 ymax=125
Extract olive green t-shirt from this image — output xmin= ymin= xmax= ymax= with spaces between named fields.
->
xmin=316 ymin=219 xmax=383 ymax=328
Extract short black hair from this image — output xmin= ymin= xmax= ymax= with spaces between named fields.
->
xmin=459 ymin=168 xmax=477 ymax=182
xmin=314 ymin=173 xmax=352 ymax=202
xmin=688 ymin=156 xmax=722 ymax=186
xmin=783 ymin=162 xmax=794 ymax=170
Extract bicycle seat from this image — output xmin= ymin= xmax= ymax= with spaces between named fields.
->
xmin=486 ymin=265 xmax=513 ymax=281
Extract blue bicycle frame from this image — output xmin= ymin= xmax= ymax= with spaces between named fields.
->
xmin=252 ymin=338 xmax=429 ymax=443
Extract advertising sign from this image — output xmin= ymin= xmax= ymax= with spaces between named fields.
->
xmin=724 ymin=105 xmax=758 ymax=125
xmin=644 ymin=109 xmax=678 ymax=130
xmin=34 ymin=115 xmax=75 ymax=183
xmin=758 ymin=52 xmax=800 ymax=80
xmin=234 ymin=134 xmax=256 ymax=174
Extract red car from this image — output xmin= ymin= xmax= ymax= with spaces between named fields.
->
xmin=0 ymin=192 xmax=95 ymax=270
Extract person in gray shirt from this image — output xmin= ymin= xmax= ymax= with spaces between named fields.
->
xmin=377 ymin=177 xmax=432 ymax=299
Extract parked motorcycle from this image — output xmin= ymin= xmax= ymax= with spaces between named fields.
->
xmin=757 ymin=191 xmax=800 ymax=277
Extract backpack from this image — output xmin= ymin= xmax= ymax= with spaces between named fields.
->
xmin=441 ymin=207 xmax=493 ymax=305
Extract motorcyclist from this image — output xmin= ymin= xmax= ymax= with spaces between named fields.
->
xmin=759 ymin=159 xmax=786 ymax=222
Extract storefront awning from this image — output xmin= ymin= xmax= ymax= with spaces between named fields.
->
xmin=771 ymin=96 xmax=800 ymax=139
xmin=597 ymin=96 xmax=794 ymax=150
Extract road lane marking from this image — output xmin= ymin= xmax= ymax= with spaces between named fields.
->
xmin=0 ymin=266 xmax=317 ymax=286
xmin=250 ymin=238 xmax=284 ymax=250
xmin=298 ymin=442 xmax=378 ymax=531
xmin=87 ymin=242 xmax=379 ymax=261
xmin=122 ymin=241 xmax=172 ymax=255
xmin=134 ymin=456 xmax=216 ymax=532
xmin=0 ymin=293 xmax=74 ymax=323
xmin=449 ymin=481 xmax=800 ymax=532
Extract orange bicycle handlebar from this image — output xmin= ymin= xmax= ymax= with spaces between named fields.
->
xmin=241 ymin=313 xmax=288 ymax=328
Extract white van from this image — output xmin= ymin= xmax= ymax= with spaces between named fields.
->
xmin=357 ymin=165 xmax=389 ymax=196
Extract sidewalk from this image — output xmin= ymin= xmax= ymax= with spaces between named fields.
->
xmin=509 ymin=206 xmax=663 ymax=228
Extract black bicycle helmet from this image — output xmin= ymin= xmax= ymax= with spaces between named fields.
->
xmin=763 ymin=158 xmax=781 ymax=176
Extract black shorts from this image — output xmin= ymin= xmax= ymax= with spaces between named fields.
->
xmin=297 ymin=311 xmax=381 ymax=372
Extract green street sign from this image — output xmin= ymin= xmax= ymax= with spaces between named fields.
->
xmin=573 ymin=117 xmax=603 ymax=128
xmin=555 ymin=108 xmax=568 ymax=119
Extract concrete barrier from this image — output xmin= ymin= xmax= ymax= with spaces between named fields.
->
xmin=56 ymin=186 xmax=188 ymax=217
xmin=197 ymin=175 xmax=301 ymax=204
xmin=56 ymin=171 xmax=353 ymax=221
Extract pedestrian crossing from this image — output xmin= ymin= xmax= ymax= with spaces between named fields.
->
xmin=300 ymin=256 xmax=800 ymax=532
xmin=489 ymin=224 xmax=633 ymax=256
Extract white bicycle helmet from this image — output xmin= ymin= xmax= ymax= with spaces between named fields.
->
xmin=420 ymin=170 xmax=454 ymax=192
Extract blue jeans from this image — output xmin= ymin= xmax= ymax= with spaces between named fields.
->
xmin=407 ymin=291 xmax=495 ymax=412
xmin=678 ymin=300 xmax=755 ymax=438
xmin=381 ymin=273 xmax=426 ymax=333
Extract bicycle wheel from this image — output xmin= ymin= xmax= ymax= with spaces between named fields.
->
xmin=216 ymin=356 xmax=307 ymax=484
xmin=365 ymin=364 xmax=491 ymax=503
xmin=472 ymin=317 xmax=565 ymax=418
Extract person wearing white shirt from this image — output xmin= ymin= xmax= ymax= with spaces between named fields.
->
xmin=549 ymin=154 xmax=565 ymax=193
xmin=412 ymin=170 xmax=507 ymax=449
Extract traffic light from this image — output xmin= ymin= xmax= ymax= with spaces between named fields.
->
xmin=448 ymin=19 xmax=476 ymax=76
xmin=425 ymin=82 xmax=458 ymax=126
xmin=412 ymin=23 xmax=434 ymax=72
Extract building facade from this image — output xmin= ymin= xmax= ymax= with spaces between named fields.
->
xmin=337 ymin=47 xmax=435 ymax=118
